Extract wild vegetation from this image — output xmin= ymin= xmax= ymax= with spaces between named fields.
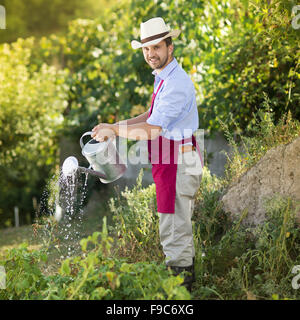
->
xmin=1 ymin=107 xmax=300 ymax=299
xmin=0 ymin=0 xmax=299 ymax=227
xmin=0 ymin=0 xmax=300 ymax=299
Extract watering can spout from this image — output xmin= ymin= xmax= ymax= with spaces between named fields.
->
xmin=77 ymin=165 xmax=107 ymax=179
xmin=62 ymin=156 xmax=107 ymax=179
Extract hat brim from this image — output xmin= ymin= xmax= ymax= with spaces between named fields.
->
xmin=131 ymin=29 xmax=181 ymax=50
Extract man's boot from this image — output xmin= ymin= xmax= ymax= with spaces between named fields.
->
xmin=169 ymin=263 xmax=195 ymax=292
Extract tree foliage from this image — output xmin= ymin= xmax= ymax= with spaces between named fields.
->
xmin=199 ymin=0 xmax=300 ymax=133
xmin=0 ymin=38 xmax=69 ymax=227
xmin=34 ymin=0 xmax=300 ymax=135
xmin=0 ymin=0 xmax=117 ymax=44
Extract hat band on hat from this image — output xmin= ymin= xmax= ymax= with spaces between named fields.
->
xmin=141 ymin=31 xmax=170 ymax=44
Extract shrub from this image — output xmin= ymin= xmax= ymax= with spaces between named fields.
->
xmin=109 ymin=170 xmax=162 ymax=262
xmin=0 ymin=38 xmax=69 ymax=227
xmin=0 ymin=243 xmax=48 ymax=299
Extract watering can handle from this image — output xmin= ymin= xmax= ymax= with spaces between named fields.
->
xmin=79 ymin=131 xmax=94 ymax=149
xmin=80 ymin=131 xmax=114 ymax=149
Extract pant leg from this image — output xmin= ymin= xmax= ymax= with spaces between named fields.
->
xmin=159 ymin=150 xmax=202 ymax=267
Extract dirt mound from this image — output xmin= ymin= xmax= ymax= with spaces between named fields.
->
xmin=221 ymin=136 xmax=300 ymax=226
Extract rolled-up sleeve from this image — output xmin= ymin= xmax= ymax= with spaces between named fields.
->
xmin=146 ymin=79 xmax=188 ymax=130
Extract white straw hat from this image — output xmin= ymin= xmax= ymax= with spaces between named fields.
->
xmin=131 ymin=17 xmax=181 ymax=50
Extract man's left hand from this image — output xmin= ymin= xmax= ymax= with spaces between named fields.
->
xmin=91 ymin=123 xmax=116 ymax=142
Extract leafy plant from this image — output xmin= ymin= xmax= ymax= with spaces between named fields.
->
xmin=0 ymin=217 xmax=190 ymax=300
xmin=109 ymin=169 xmax=162 ymax=262
xmin=0 ymin=243 xmax=48 ymax=299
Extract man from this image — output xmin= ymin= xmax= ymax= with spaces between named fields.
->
xmin=92 ymin=17 xmax=203 ymax=291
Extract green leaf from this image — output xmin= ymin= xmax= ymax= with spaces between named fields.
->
xmin=60 ymin=260 xmax=71 ymax=276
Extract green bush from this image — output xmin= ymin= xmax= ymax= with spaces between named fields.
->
xmin=0 ymin=38 xmax=69 ymax=227
xmin=1 ymin=0 xmax=296 ymax=228
xmin=0 ymin=0 xmax=118 ymax=44
xmin=1 ymin=243 xmax=48 ymax=299
xmin=200 ymin=0 xmax=300 ymax=133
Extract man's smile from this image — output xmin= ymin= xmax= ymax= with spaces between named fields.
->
xmin=149 ymin=58 xmax=159 ymax=63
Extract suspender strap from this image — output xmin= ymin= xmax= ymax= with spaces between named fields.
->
xmin=148 ymin=79 xmax=164 ymax=118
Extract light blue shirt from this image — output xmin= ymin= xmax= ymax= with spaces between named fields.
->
xmin=146 ymin=57 xmax=198 ymax=142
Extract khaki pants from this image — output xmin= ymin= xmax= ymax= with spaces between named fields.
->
xmin=159 ymin=150 xmax=202 ymax=267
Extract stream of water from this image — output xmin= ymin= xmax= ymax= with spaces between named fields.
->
xmin=37 ymin=168 xmax=90 ymax=261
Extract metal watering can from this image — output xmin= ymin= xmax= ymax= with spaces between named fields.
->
xmin=62 ymin=131 xmax=127 ymax=184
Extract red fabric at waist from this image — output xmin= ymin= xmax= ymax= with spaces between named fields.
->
xmin=147 ymin=135 xmax=203 ymax=166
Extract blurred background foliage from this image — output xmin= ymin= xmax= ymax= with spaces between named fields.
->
xmin=0 ymin=38 xmax=69 ymax=227
xmin=0 ymin=0 xmax=118 ymax=43
xmin=0 ymin=0 xmax=299 ymax=228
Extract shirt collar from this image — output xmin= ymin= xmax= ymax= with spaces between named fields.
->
xmin=152 ymin=57 xmax=178 ymax=80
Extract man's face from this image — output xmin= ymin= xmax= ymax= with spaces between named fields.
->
xmin=142 ymin=40 xmax=173 ymax=70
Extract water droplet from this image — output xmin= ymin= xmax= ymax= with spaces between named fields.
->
xmin=35 ymin=163 xmax=90 ymax=261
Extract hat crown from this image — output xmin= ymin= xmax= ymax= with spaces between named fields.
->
xmin=140 ymin=17 xmax=170 ymax=40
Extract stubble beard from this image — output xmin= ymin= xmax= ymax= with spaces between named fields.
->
xmin=148 ymin=52 xmax=169 ymax=70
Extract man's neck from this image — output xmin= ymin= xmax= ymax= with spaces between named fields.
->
xmin=155 ymin=56 xmax=174 ymax=75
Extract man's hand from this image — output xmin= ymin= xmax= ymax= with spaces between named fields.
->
xmin=91 ymin=123 xmax=116 ymax=142
xmin=92 ymin=121 xmax=161 ymax=141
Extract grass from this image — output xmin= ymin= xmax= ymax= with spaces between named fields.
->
xmin=0 ymin=183 xmax=114 ymax=273
xmin=220 ymin=106 xmax=300 ymax=184
xmin=0 ymin=225 xmax=42 ymax=260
